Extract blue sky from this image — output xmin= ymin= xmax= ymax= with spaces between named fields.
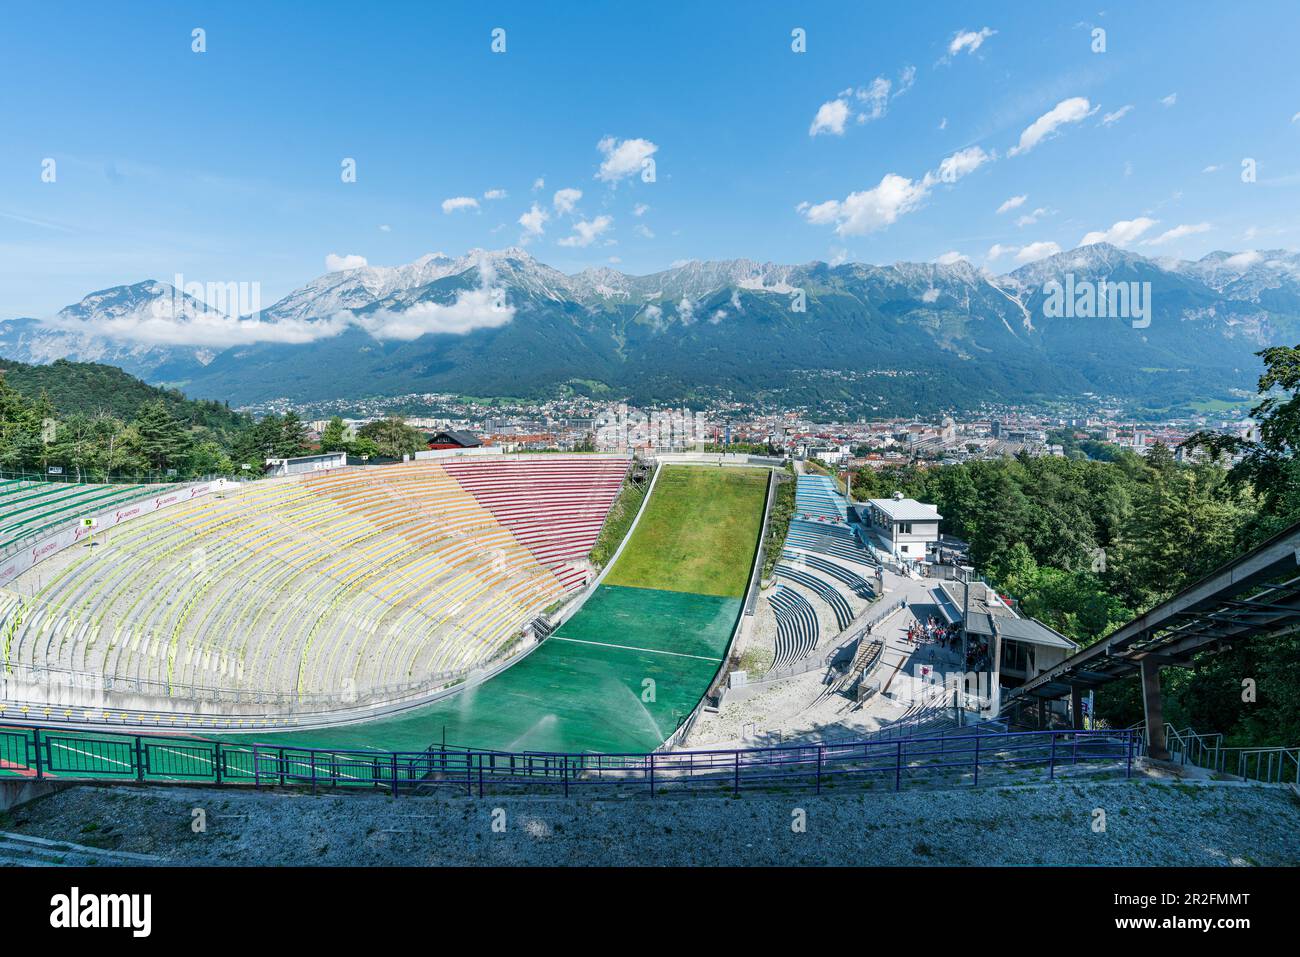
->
xmin=2 ymin=0 xmax=1298 ymax=316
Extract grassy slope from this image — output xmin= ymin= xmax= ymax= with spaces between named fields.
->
xmin=603 ymin=465 xmax=767 ymax=598
xmin=760 ymin=472 xmax=796 ymax=579
xmin=588 ymin=471 xmax=649 ymax=568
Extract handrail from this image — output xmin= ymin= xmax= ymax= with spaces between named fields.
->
xmin=0 ymin=721 xmax=1137 ymax=799
xmin=1147 ymin=722 xmax=1299 ymax=786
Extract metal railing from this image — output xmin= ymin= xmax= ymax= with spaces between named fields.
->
xmin=1158 ymin=724 xmax=1300 ymax=786
xmin=0 ymin=722 xmax=1136 ymax=799
xmin=0 ymin=470 xmax=239 ymax=486
xmin=1130 ymin=722 xmax=1300 ymax=787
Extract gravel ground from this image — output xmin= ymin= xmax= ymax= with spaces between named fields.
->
xmin=4 ymin=779 xmax=1297 ymax=866
xmin=689 ymin=667 xmax=906 ymax=748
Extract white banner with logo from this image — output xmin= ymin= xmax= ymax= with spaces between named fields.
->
xmin=0 ymin=480 xmax=219 ymax=588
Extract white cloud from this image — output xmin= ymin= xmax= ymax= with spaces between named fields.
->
xmin=677 ymin=297 xmax=696 ymax=324
xmin=596 ymin=136 xmax=658 ymax=182
xmin=984 ymin=242 xmax=1060 ymax=265
xmin=634 ymin=223 xmax=655 ymax=239
xmin=1292 ymin=111 xmax=1300 ymax=123
xmin=921 ymin=288 xmax=941 ymax=303
xmin=518 ymin=203 xmax=549 ymax=239
xmin=1009 ymin=97 xmax=1096 ymax=156
xmin=441 ymin=196 xmax=480 ymax=214
xmin=810 ymin=98 xmax=851 ymax=136
xmin=855 ymin=77 xmax=892 ymax=122
xmin=948 ymin=27 xmax=996 ymax=57
xmin=1160 ymin=92 xmax=1178 ymax=107
xmin=1102 ymin=105 xmax=1134 ymax=126
xmin=532 ymin=177 xmax=545 ymax=191
xmin=632 ymin=203 xmax=649 ymax=217
xmin=325 ymin=253 xmax=368 ymax=272
xmin=895 ymin=65 xmax=916 ymax=97
xmin=1079 ymin=217 xmax=1158 ymax=246
xmin=1202 ymin=164 xmax=1222 ymax=173
xmin=997 ymin=194 xmax=1027 ymax=214
xmin=798 ymin=172 xmax=931 ymax=236
xmin=938 ymin=117 xmax=948 ymax=130
xmin=52 ymin=291 xmax=354 ymax=349
xmin=1016 ymin=207 xmax=1048 ymax=227
xmin=358 ymin=284 xmax=514 ymax=341
xmin=378 ymin=224 xmax=391 ymax=232
xmin=797 ymin=199 xmax=840 ymax=225
xmin=482 ymin=188 xmax=508 ymax=200
xmin=814 ymin=71 xmax=912 ymax=135
xmin=58 ymin=264 xmax=516 ymax=348
xmin=1015 ymin=241 xmax=1061 ymax=263
xmin=558 ymin=215 xmax=613 ymax=247
xmin=1143 ymin=222 xmax=1212 ymax=246
xmin=1224 ymin=250 xmax=1262 ymax=271
xmin=553 ymin=188 xmax=583 ymax=215
xmin=936 ymin=251 xmax=968 ymax=265
xmin=937 ymin=145 xmax=992 ymax=182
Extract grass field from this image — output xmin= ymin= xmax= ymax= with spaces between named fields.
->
xmin=602 ymin=466 xmax=768 ymax=598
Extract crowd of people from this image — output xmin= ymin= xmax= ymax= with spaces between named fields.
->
xmin=905 ymin=614 xmax=957 ymax=649
xmin=902 ymin=612 xmax=992 ymax=673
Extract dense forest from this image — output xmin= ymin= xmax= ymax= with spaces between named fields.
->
xmin=0 ymin=358 xmax=441 ymax=481
xmin=846 ymin=347 xmax=1300 ymax=748
xmin=0 ymin=358 xmax=312 ymax=480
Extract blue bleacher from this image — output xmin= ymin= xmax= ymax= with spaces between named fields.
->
xmin=795 ymin=474 xmax=848 ymax=521
xmin=781 ymin=549 xmax=875 ymax=598
xmin=786 ymin=517 xmax=876 ymax=566
xmin=775 ymin=563 xmax=854 ymax=630
xmin=770 ymin=584 xmax=819 ymax=667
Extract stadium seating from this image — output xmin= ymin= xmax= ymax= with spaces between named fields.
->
xmin=0 ymin=456 xmax=629 ymax=705
xmin=796 ymin=474 xmax=848 ymax=521
xmin=781 ymin=549 xmax=875 ymax=599
xmin=770 ymin=584 xmax=819 ymax=668
xmin=775 ymin=562 xmax=853 ymax=630
xmin=0 ymin=479 xmax=155 ymax=552
xmin=786 ymin=517 xmax=876 ymax=566
xmin=441 ymin=456 xmax=628 ymax=590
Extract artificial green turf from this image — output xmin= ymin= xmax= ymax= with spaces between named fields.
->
xmin=601 ymin=466 xmax=768 ymax=598
xmin=256 ymin=584 xmax=741 ymax=754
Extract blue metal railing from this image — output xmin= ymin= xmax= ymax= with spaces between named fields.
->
xmin=0 ymin=722 xmax=1137 ymax=799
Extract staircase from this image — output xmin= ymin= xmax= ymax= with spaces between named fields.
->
xmin=0 ymin=830 xmax=165 ymax=866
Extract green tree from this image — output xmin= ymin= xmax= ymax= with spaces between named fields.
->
xmin=356 ymin=417 xmax=424 ymax=458
xmin=0 ymin=372 xmax=43 ymax=470
xmin=277 ymin=411 xmax=310 ymax=458
xmin=134 ymin=400 xmax=191 ymax=472
xmin=319 ymin=416 xmax=349 ymax=452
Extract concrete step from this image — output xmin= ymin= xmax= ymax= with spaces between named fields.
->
xmin=0 ymin=830 xmax=164 ymax=866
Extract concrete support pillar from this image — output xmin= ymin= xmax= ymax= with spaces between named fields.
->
xmin=1140 ymin=656 xmax=1168 ymax=760
xmin=1070 ymin=686 xmax=1084 ymax=730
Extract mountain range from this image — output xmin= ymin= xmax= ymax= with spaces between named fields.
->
xmin=4 ymin=244 xmax=1299 ymax=416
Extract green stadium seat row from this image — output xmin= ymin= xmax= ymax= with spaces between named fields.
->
xmin=0 ymin=479 xmax=159 ymax=552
